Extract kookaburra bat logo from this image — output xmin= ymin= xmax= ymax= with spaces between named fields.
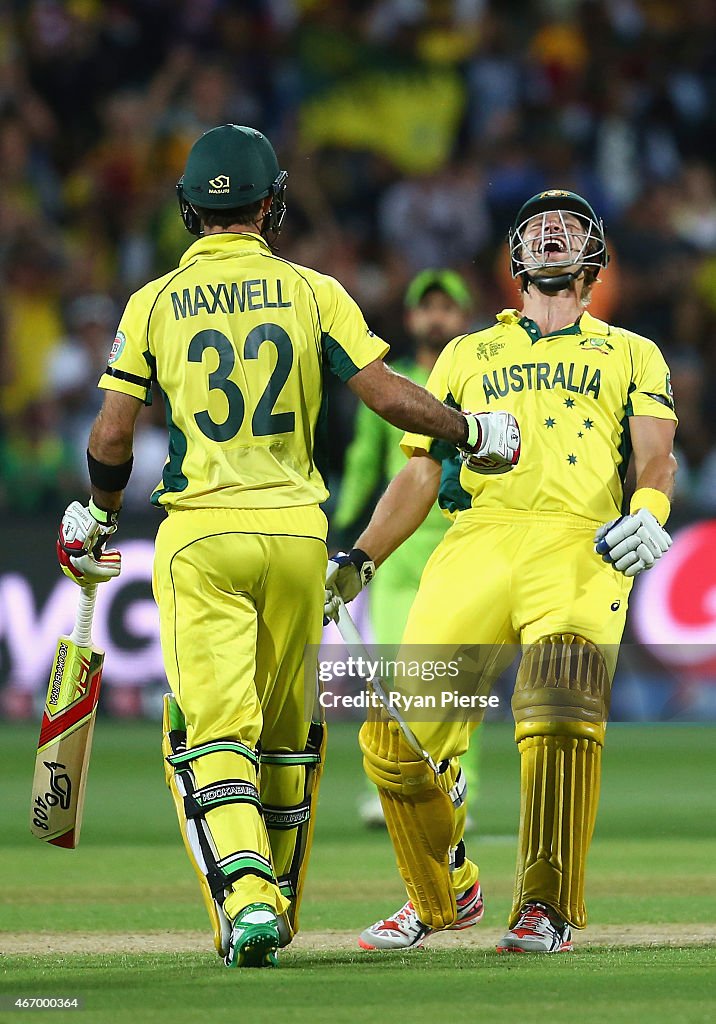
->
xmin=43 ymin=761 xmax=72 ymax=809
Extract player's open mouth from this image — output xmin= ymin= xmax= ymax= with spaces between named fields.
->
xmin=542 ymin=239 xmax=567 ymax=254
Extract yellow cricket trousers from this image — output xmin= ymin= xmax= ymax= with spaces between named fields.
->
xmin=153 ymin=504 xmax=327 ymax=916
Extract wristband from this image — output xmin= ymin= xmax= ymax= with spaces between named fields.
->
xmin=87 ymin=450 xmax=133 ymax=492
xmin=347 ymin=548 xmax=376 ymax=587
xmin=463 ymin=415 xmax=480 ymax=449
xmin=629 ymin=487 xmax=670 ymax=526
xmin=88 ymin=497 xmax=120 ymax=528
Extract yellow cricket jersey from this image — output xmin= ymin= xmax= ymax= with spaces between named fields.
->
xmin=401 ymin=309 xmax=677 ymax=524
xmin=98 ymin=233 xmax=388 ymax=509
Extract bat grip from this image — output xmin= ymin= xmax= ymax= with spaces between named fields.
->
xmin=71 ymin=585 xmax=98 ymax=647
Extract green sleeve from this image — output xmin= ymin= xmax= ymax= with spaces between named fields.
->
xmin=333 ymin=403 xmax=387 ymax=529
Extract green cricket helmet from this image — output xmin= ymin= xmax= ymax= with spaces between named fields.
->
xmin=176 ymin=124 xmax=288 ymax=238
xmin=508 ymin=189 xmax=608 ymax=295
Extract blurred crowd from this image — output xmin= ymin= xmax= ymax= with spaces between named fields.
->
xmin=2 ymin=0 xmax=716 ymax=520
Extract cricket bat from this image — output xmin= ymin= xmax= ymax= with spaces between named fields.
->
xmin=30 ymin=584 xmax=104 ymax=848
xmin=334 ymin=598 xmax=439 ymax=775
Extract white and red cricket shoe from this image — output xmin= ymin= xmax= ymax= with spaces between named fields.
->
xmin=358 ymin=880 xmax=484 ymax=950
xmin=496 ymin=901 xmax=573 ymax=953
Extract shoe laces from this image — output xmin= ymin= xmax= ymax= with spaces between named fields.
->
xmin=519 ymin=903 xmax=550 ymax=930
xmin=390 ymin=902 xmax=417 ymax=929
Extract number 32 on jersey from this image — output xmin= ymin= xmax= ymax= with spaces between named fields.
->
xmin=188 ymin=324 xmax=296 ymax=442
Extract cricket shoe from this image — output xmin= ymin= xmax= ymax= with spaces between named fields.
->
xmin=224 ymin=903 xmax=279 ymax=968
xmin=496 ymin=902 xmax=573 ymax=953
xmin=358 ymin=880 xmax=484 ymax=950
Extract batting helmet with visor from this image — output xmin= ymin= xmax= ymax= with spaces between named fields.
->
xmin=509 ymin=190 xmax=608 ymax=295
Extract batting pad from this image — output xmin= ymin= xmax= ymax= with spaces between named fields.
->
xmin=510 ymin=634 xmax=609 ymax=929
xmin=360 ymin=717 xmax=457 ymax=929
xmin=162 ymin=694 xmax=230 ymax=955
xmin=260 ymin=718 xmax=326 ymax=947
xmin=162 ymin=694 xmax=286 ymax=956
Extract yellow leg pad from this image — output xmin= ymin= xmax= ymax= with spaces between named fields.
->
xmin=510 ymin=635 xmax=609 ymax=930
xmin=261 ymin=720 xmax=326 ymax=944
xmin=360 ymin=718 xmax=457 ymax=929
xmin=162 ymin=695 xmax=226 ymax=955
xmin=359 ymin=717 xmax=435 ymax=794
xmin=511 ymin=732 xmax=601 ymax=929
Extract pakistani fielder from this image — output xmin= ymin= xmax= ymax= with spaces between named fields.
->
xmin=325 ymin=190 xmax=677 ymax=953
xmin=54 ymin=124 xmax=520 ymax=969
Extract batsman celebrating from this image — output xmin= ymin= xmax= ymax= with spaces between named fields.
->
xmin=55 ymin=124 xmax=520 ymax=969
xmin=325 ymin=190 xmax=677 ymax=953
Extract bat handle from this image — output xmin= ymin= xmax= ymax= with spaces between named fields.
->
xmin=334 ymin=598 xmax=439 ymax=776
xmin=336 ymin=600 xmax=367 ymax=654
xmin=71 ymin=585 xmax=98 ymax=647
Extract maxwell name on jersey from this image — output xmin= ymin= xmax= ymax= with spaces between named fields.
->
xmin=482 ymin=362 xmax=601 ymax=403
xmin=171 ymin=279 xmax=292 ymax=319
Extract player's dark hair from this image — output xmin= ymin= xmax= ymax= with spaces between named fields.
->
xmin=194 ymin=200 xmax=264 ymax=229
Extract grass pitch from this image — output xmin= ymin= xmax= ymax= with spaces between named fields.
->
xmin=1 ymin=719 xmax=714 ymax=1022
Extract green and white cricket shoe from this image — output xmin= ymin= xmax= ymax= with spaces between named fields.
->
xmin=224 ymin=903 xmax=280 ymax=968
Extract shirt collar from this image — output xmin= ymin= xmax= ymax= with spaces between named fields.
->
xmin=496 ymin=308 xmax=611 ymax=337
xmin=179 ymin=232 xmax=272 ymax=266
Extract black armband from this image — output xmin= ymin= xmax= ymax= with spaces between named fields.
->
xmin=87 ymin=450 xmax=133 ymax=492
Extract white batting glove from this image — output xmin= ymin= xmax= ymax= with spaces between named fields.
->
xmin=324 ymin=548 xmax=376 ymax=623
xmin=57 ymin=501 xmax=122 ymax=586
xmin=594 ymin=508 xmax=671 ymax=578
xmin=460 ymin=411 xmax=521 ymax=474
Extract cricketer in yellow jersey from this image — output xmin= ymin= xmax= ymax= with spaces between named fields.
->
xmin=333 ymin=269 xmax=482 ymax=828
xmin=325 ymin=190 xmax=677 ymax=954
xmin=55 ymin=124 xmax=521 ymax=970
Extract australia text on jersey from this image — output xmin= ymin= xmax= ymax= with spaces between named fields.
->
xmin=171 ymin=279 xmax=292 ymax=319
xmin=482 ymin=361 xmax=601 ymax=402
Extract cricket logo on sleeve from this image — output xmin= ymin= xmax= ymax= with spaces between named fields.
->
xmin=108 ymin=331 xmax=126 ymax=365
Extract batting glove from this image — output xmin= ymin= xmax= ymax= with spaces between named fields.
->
xmin=594 ymin=508 xmax=671 ymax=578
xmin=57 ymin=500 xmax=122 ymax=586
xmin=459 ymin=411 xmax=521 ymax=474
xmin=324 ymin=548 xmax=376 ymax=623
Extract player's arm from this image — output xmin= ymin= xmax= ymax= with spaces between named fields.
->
xmin=319 ymin=277 xmax=518 ymax=461
xmin=595 ymin=335 xmax=678 ymax=578
xmin=595 ymin=415 xmax=677 ymax=578
xmin=88 ymin=390 xmax=143 ymax=511
xmin=348 ymin=358 xmax=471 ymax=448
xmin=630 ymin=415 xmax=677 ymax=501
xmin=324 ymin=450 xmax=440 ymax=621
xmin=356 ymin=450 xmax=440 ymax=566
xmin=57 ymin=391 xmax=143 ymax=587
